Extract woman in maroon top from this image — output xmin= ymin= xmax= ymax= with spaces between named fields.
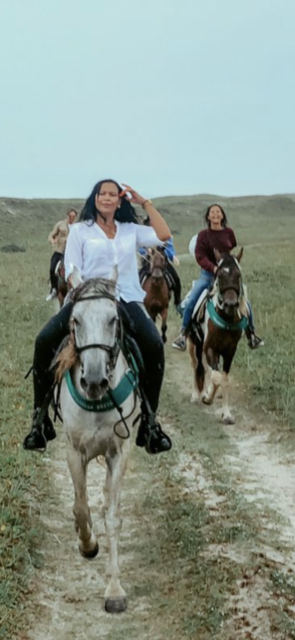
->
xmin=172 ymin=204 xmax=264 ymax=351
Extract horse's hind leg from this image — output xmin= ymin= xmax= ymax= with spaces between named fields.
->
xmin=66 ymin=445 xmax=99 ymax=558
xmin=161 ymin=309 xmax=168 ymax=343
xmin=188 ymin=339 xmax=204 ymax=403
xmin=103 ymin=442 xmax=130 ymax=613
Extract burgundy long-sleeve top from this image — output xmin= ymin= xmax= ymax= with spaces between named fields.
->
xmin=195 ymin=227 xmax=237 ymax=273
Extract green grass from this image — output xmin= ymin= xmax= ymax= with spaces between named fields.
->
xmin=1 ymin=193 xmax=295 ymax=638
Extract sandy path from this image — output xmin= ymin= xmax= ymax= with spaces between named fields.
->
xmin=24 ymin=381 xmax=295 ymax=639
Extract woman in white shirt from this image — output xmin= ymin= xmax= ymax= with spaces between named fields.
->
xmin=23 ymin=179 xmax=172 ymax=455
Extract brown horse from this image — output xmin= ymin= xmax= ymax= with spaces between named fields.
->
xmin=141 ymin=247 xmax=171 ymax=343
xmin=188 ymin=249 xmax=249 ymax=424
xmin=55 ymin=259 xmax=69 ymax=308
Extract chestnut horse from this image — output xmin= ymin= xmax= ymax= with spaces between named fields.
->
xmin=188 ymin=249 xmax=249 ymax=424
xmin=55 ymin=259 xmax=68 ymax=308
xmin=141 ymin=247 xmax=171 ymax=343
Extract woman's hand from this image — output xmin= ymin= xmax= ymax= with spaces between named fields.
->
xmin=121 ymin=183 xmax=146 ymax=206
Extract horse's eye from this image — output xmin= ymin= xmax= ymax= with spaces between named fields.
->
xmin=109 ymin=316 xmax=117 ymax=326
xmin=73 ymin=318 xmax=80 ymax=326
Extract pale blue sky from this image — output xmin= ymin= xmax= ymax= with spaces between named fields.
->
xmin=0 ymin=0 xmax=294 ymax=198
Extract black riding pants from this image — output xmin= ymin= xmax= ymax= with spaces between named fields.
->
xmin=49 ymin=251 xmax=63 ymax=290
xmin=33 ymin=300 xmax=164 ymax=414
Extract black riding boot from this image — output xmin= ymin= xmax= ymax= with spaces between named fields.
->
xmin=135 ymin=401 xmax=172 ymax=454
xmin=245 ymin=326 xmax=264 ymax=350
xmin=23 ymin=407 xmax=56 ymax=451
xmin=23 ymin=371 xmax=56 ymax=451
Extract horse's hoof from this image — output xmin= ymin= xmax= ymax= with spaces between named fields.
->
xmin=202 ymin=396 xmax=213 ymax=405
xmin=105 ymin=597 xmax=127 ymax=614
xmin=79 ymin=541 xmax=99 ymax=559
xmin=222 ymin=416 xmax=235 ymax=425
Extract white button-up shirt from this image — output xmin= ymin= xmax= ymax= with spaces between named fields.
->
xmin=64 ymin=220 xmax=163 ymax=303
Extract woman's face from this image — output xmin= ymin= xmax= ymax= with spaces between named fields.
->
xmin=208 ymin=205 xmax=224 ymax=227
xmin=95 ymin=181 xmax=120 ymax=216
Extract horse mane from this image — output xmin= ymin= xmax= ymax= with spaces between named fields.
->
xmin=73 ymin=277 xmax=118 ymax=302
xmin=55 ymin=277 xmax=118 ymax=383
xmin=55 ymin=334 xmax=78 ymax=383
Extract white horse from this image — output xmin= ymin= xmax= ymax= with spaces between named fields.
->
xmin=55 ymin=277 xmax=140 ymax=613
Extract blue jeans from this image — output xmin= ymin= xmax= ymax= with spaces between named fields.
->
xmin=182 ymin=270 xmax=214 ymax=330
xmin=181 ymin=269 xmax=255 ymax=332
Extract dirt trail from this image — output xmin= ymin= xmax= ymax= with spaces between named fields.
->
xmin=24 ymin=369 xmax=295 ymax=640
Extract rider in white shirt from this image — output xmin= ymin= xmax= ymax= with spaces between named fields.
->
xmin=23 ymin=179 xmax=172 ymax=455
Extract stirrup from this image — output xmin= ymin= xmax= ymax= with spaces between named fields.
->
xmin=135 ymin=410 xmax=172 ymax=454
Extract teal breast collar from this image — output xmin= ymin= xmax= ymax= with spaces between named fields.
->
xmin=207 ymin=299 xmax=248 ymax=332
xmin=65 ymin=357 xmax=139 ymax=413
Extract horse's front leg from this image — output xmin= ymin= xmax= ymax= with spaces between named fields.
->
xmin=161 ymin=308 xmax=168 ymax=343
xmin=103 ymin=441 xmax=130 ymax=613
xmin=188 ymin=338 xmax=204 ymax=402
xmin=220 ymin=371 xmax=235 ymax=424
xmin=66 ymin=444 xmax=99 ymax=558
xmin=220 ymin=352 xmax=236 ymax=424
xmin=202 ymin=348 xmax=220 ymax=405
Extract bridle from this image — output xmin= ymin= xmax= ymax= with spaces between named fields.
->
xmin=215 ymin=257 xmax=244 ymax=310
xmin=150 ymin=247 xmax=168 ymax=279
xmin=70 ymin=293 xmax=122 ymax=371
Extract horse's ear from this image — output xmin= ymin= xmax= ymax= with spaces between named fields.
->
xmin=109 ymin=265 xmax=119 ymax=283
xmin=214 ymin=248 xmax=222 ymax=263
xmin=236 ymin=247 xmax=243 ymax=263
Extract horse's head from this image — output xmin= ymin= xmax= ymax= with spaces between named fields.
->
xmin=150 ymin=246 xmax=168 ymax=280
xmin=214 ymin=248 xmax=244 ymax=316
xmin=70 ymin=278 xmax=121 ymax=400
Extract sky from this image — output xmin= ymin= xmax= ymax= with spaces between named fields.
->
xmin=0 ymin=0 xmax=294 ymax=199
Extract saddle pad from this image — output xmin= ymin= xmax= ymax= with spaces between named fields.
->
xmin=191 ymin=289 xmax=209 ymax=324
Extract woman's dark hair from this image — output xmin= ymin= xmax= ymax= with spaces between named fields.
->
xmin=204 ymin=204 xmax=228 ymax=228
xmin=79 ymin=179 xmax=139 ymax=224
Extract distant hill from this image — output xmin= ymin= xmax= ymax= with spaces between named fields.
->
xmin=0 ymin=194 xmax=294 ymax=253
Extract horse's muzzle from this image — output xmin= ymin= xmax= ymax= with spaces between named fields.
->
xmin=80 ymin=376 xmax=109 ymax=400
xmin=151 ymin=268 xmax=163 ymax=280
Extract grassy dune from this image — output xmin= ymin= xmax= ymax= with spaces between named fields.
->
xmin=0 ymin=194 xmax=294 ymax=638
